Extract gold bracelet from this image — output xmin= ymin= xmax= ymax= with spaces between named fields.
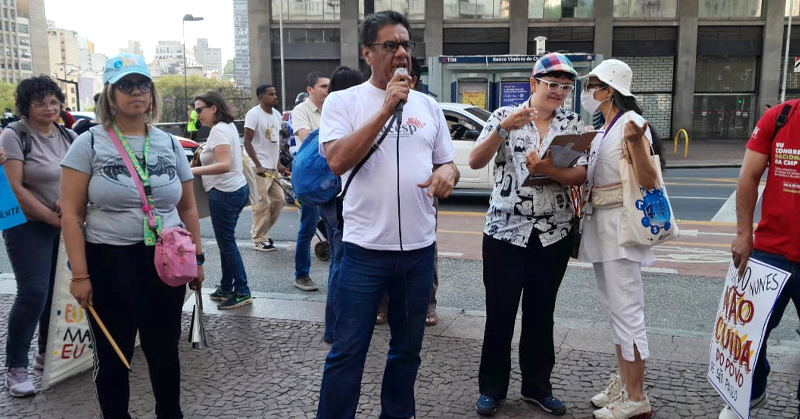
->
xmin=70 ymin=275 xmax=90 ymax=283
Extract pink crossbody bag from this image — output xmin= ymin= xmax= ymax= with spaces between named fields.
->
xmin=109 ymin=128 xmax=197 ymax=287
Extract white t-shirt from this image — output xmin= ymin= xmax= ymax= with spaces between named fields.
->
xmin=319 ymin=81 xmax=456 ymax=251
xmin=199 ymin=121 xmax=247 ymax=193
xmin=244 ymin=104 xmax=282 ymax=169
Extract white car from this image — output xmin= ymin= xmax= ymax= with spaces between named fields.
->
xmin=439 ymin=102 xmax=493 ymax=191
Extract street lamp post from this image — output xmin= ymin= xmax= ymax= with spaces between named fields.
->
xmin=182 ymin=14 xmax=204 ymax=111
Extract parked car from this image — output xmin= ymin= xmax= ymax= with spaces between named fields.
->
xmin=439 ymin=102 xmax=492 ymax=190
xmin=175 ymin=135 xmax=200 ymax=162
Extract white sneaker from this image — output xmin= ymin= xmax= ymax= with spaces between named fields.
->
xmin=5 ymin=368 xmax=36 ymax=397
xmin=718 ymin=391 xmax=767 ymax=419
xmin=33 ymin=353 xmax=44 ymax=371
xmin=592 ymin=374 xmax=623 ymax=408
xmin=593 ymin=390 xmax=652 ymax=419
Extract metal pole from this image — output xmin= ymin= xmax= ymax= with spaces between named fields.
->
xmin=279 ymin=0 xmax=286 ymax=112
xmin=782 ymin=0 xmax=794 ymax=103
xmin=183 ymin=19 xmax=188 ymax=111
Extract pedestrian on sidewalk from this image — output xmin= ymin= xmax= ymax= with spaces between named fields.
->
xmin=291 ymin=71 xmax=330 ymax=292
xmin=315 ymin=11 xmax=458 ymax=419
xmin=244 ymin=85 xmax=287 ymax=252
xmin=191 ymin=90 xmax=252 ymax=310
xmin=318 ymin=65 xmax=364 ymax=344
xmin=718 ymin=100 xmax=800 ymax=418
xmin=376 ymin=58 xmax=441 ymax=327
xmin=60 ymin=53 xmax=204 ymax=418
xmin=577 ymin=59 xmax=663 ymax=419
xmin=186 ymin=104 xmax=199 ymax=140
xmin=469 ymin=52 xmax=586 ymax=417
xmin=0 ymin=76 xmax=76 ymax=397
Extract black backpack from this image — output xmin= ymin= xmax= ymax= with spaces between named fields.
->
xmin=6 ymin=120 xmax=72 ymax=161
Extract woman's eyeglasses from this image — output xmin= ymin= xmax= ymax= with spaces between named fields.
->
xmin=195 ymin=106 xmax=209 ymax=114
xmin=31 ymin=100 xmax=62 ymax=110
xmin=535 ymin=78 xmax=575 ymax=94
xmin=114 ymin=80 xmax=153 ymax=95
xmin=583 ymin=83 xmax=608 ymax=92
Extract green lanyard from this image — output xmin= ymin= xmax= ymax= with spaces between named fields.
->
xmin=113 ymin=123 xmax=154 ymax=207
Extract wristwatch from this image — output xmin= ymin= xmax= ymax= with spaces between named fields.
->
xmin=497 ymin=123 xmax=509 ymax=139
xmin=196 ymin=253 xmax=205 ymax=266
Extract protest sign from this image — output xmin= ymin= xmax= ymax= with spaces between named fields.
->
xmin=42 ymin=238 xmax=93 ymax=389
xmin=708 ymin=258 xmax=791 ymax=419
xmin=0 ymin=166 xmax=26 ymax=230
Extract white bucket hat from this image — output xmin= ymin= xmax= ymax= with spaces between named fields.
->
xmin=584 ymin=59 xmax=634 ymax=98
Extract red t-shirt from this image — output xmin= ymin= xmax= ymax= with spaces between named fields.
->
xmin=747 ymin=99 xmax=800 ymax=263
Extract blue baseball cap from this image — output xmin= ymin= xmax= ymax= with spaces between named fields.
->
xmin=103 ymin=53 xmax=151 ymax=84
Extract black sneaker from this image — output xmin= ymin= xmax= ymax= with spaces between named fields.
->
xmin=218 ymin=293 xmax=253 ymax=310
xmin=254 ymin=239 xmax=276 ymax=252
xmin=294 ymin=275 xmax=319 ymax=291
xmin=209 ymin=286 xmax=234 ymax=302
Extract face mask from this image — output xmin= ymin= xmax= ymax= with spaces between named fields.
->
xmin=581 ymin=89 xmax=607 ymax=114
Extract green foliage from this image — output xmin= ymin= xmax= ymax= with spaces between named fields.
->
xmin=154 ymin=75 xmax=252 ymax=123
xmin=0 ymin=81 xmax=18 ymax=114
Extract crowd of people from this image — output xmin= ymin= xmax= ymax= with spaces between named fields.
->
xmin=0 ymin=9 xmax=798 ymax=419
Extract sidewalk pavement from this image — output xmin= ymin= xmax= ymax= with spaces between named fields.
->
xmin=662 ymin=139 xmax=747 ymax=168
xmin=1 ymin=291 xmax=799 ymax=419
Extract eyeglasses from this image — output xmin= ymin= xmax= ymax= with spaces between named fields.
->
xmin=31 ymin=100 xmax=62 ymax=110
xmin=583 ymin=83 xmax=608 ymax=92
xmin=368 ymin=41 xmax=416 ymax=53
xmin=195 ymin=106 xmax=210 ymax=114
xmin=114 ymin=80 xmax=153 ymax=95
xmin=535 ymin=78 xmax=575 ymax=94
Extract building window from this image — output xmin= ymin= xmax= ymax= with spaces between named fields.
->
xmin=444 ymin=0 xmax=509 ymax=19
xmin=359 ymin=0 xmax=425 ymax=19
xmin=271 ymin=0 xmax=342 ymax=20
xmin=17 ymin=23 xmax=27 ymax=34
xmin=529 ymin=0 xmax=592 ymax=18
xmin=613 ymin=0 xmax=677 ymax=18
xmin=20 ymin=62 xmax=30 ymax=71
xmin=699 ymin=0 xmax=761 ymax=18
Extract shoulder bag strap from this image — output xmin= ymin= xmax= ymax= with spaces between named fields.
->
xmin=339 ymin=113 xmax=397 ymax=198
xmin=107 ymin=127 xmax=157 ymax=229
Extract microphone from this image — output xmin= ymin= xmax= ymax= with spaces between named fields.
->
xmin=394 ymin=67 xmax=408 ymax=122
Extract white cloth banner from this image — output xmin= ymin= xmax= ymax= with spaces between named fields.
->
xmin=708 ymin=257 xmax=791 ymax=419
xmin=42 ymin=238 xmax=93 ymax=389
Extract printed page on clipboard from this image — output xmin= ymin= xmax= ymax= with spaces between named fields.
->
xmin=522 ymin=131 xmax=597 ymax=187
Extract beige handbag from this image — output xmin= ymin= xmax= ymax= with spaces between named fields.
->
xmin=591 ymin=183 xmax=623 ymax=208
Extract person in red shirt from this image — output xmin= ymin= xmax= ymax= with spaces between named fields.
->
xmin=719 ymin=100 xmax=800 ymax=419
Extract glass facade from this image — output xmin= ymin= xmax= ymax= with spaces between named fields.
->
xmin=529 ymin=0 xmax=593 ymax=19
xmin=444 ymin=0 xmax=509 ymax=19
xmin=271 ymin=0 xmax=342 ymax=20
xmin=359 ymin=0 xmax=425 ymax=19
xmin=698 ymin=0 xmax=761 ymax=18
xmin=692 ymin=56 xmax=757 ymax=139
xmin=613 ymin=0 xmax=677 ymax=18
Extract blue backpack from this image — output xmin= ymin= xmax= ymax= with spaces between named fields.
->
xmin=290 ymin=129 xmax=340 ymax=206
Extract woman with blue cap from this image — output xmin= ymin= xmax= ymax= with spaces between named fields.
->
xmin=469 ymin=52 xmax=587 ymax=417
xmin=60 ymin=53 xmax=203 ymax=418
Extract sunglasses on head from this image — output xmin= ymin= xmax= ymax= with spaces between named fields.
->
xmin=114 ymin=79 xmax=153 ymax=95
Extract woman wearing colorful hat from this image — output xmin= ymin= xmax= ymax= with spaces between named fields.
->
xmin=469 ymin=52 xmax=587 ymax=417
xmin=60 ymin=53 xmax=203 ymax=418
xmin=578 ymin=59 xmax=663 ymax=419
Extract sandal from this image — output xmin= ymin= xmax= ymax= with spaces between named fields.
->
xmin=425 ymin=313 xmax=438 ymax=326
xmin=375 ymin=312 xmax=388 ymax=325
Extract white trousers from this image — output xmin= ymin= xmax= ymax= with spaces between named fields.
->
xmin=593 ymin=258 xmax=649 ymax=362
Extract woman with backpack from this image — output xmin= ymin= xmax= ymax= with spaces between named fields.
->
xmin=60 ymin=53 xmax=203 ymax=418
xmin=0 ymin=75 xmax=76 ymax=397
xmin=190 ymin=90 xmax=252 ymax=309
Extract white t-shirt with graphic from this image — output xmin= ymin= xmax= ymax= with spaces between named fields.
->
xmin=319 ymin=81 xmax=455 ymax=251
xmin=244 ymin=104 xmax=282 ymax=170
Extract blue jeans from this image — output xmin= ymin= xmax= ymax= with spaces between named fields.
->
xmin=319 ymin=199 xmax=343 ymax=342
xmin=317 ymin=242 xmax=435 ymax=419
xmin=295 ymin=203 xmax=321 ymax=278
xmin=208 ymin=186 xmax=250 ymax=296
xmin=750 ymin=250 xmax=800 ymax=404
xmin=3 ymin=221 xmax=60 ymax=367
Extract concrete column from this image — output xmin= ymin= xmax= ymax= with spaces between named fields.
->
xmin=672 ymin=0 xmax=699 ymax=136
xmin=247 ymin=0 xmax=272 ymax=100
xmin=760 ymin=0 xmax=787 ymax=108
xmin=424 ymin=0 xmax=444 ymax=58
xmin=509 ymin=0 xmax=529 ymax=54
xmin=593 ymin=0 xmax=613 ymax=58
xmin=340 ymin=0 xmax=360 ymax=69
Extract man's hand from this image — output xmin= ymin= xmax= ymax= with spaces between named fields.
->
xmin=525 ymin=149 xmax=554 ymax=176
xmin=731 ymin=232 xmax=753 ymax=278
xmin=501 ymin=107 xmax=538 ymax=131
xmin=278 ymin=162 xmax=290 ymax=177
xmin=383 ymin=70 xmax=411 ymax=116
xmin=255 ymin=165 xmax=267 ymax=177
xmin=418 ymin=163 xmax=458 ymax=198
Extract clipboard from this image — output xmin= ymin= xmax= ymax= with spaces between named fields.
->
xmin=522 ymin=131 xmax=598 ymax=187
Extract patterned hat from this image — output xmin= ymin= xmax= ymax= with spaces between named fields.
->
xmin=532 ymin=53 xmax=578 ymax=78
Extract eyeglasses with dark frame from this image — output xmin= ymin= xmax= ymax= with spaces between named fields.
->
xmin=114 ymin=80 xmax=153 ymax=95
xmin=535 ymin=78 xmax=575 ymax=94
xmin=368 ymin=41 xmax=416 ymax=53
xmin=195 ymin=106 xmax=211 ymax=114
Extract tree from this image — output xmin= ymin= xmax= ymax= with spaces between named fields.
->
xmin=154 ymin=75 xmax=252 ymax=123
xmin=0 ymin=81 xmax=18 ymax=115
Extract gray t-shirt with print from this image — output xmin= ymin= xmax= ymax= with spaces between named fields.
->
xmin=0 ymin=122 xmax=76 ymax=216
xmin=61 ymin=125 xmax=193 ymax=246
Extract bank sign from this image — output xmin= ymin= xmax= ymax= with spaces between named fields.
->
xmin=439 ymin=54 xmax=595 ymax=64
